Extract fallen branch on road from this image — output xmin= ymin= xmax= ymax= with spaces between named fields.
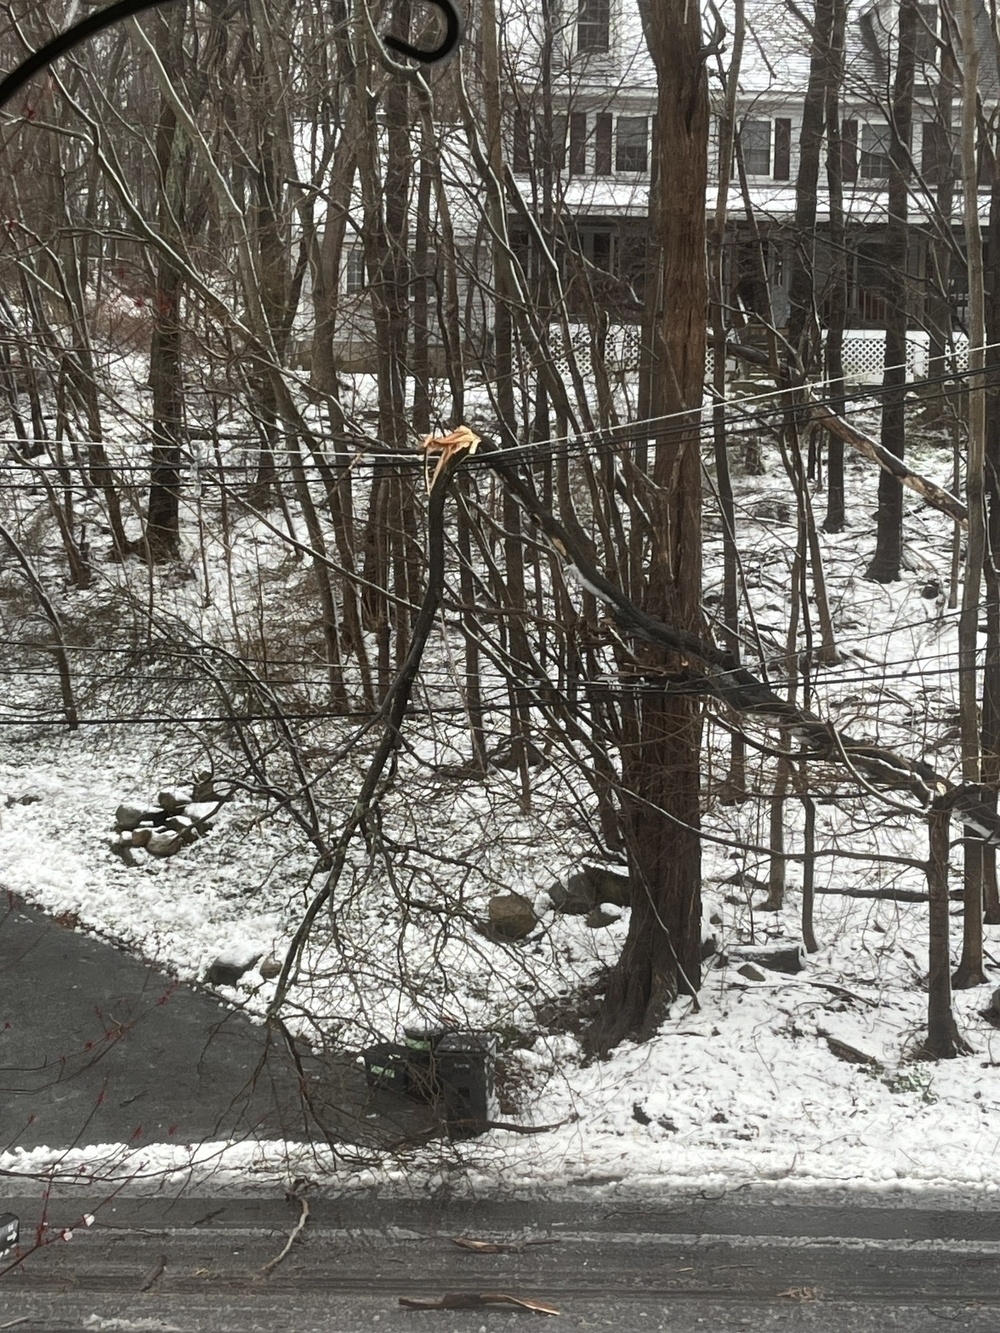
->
xmin=399 ymin=1291 xmax=560 ymax=1314
xmin=261 ymin=1195 xmax=310 ymax=1276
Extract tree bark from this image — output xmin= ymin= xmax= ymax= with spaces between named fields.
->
xmin=866 ymin=0 xmax=916 ymax=584
xmin=921 ymin=800 xmax=973 ymax=1058
xmin=586 ymin=0 xmax=708 ymax=1053
xmin=952 ymin=0 xmax=989 ymax=984
xmin=787 ymin=0 xmax=836 ymax=371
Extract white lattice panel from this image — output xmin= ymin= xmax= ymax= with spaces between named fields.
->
xmin=836 ymin=331 xmax=969 ymax=384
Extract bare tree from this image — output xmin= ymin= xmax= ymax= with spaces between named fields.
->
xmin=586 ymin=0 xmax=709 ymax=1052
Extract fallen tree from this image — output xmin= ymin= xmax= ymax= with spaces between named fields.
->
xmin=475 ymin=435 xmax=997 ymax=843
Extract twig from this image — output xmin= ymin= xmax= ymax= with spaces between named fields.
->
xmin=137 ymin=1255 xmax=166 ymax=1292
xmin=261 ymin=1196 xmax=309 ymax=1276
xmin=481 ymin=1115 xmax=577 ymax=1135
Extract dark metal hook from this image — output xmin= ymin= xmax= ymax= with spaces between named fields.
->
xmin=0 ymin=0 xmax=180 ymax=112
xmin=383 ymin=0 xmax=463 ymax=64
xmin=0 ymin=0 xmax=465 ymax=115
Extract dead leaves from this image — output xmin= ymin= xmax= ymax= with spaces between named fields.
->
xmin=399 ymin=1291 xmax=559 ymax=1315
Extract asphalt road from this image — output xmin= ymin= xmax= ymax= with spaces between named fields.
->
xmin=4 ymin=901 xmax=1000 ymax=1331
xmin=2 ymin=1193 xmax=999 ymax=1331
xmin=0 ymin=898 xmax=430 ymax=1152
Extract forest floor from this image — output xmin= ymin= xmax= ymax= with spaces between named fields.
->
xmin=2 ymin=383 xmax=999 ymax=1201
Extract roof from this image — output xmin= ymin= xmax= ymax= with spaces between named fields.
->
xmin=721 ymin=180 xmax=993 ymax=224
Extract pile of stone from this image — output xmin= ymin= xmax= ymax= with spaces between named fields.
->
xmin=485 ymin=863 xmax=724 ymax=954
xmin=485 ymin=863 xmax=632 ymax=941
xmin=111 ymin=773 xmax=231 ymax=867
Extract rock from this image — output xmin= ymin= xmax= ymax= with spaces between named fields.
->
xmin=725 ymin=942 xmax=806 ymax=974
xmin=547 ymin=881 xmax=592 ymax=914
xmin=206 ymin=953 xmax=261 ymax=987
xmin=700 ymin=932 xmax=719 ymax=961
xmin=751 ymin=498 xmax=791 ymax=523
xmin=490 ymin=742 xmax=545 ymax=771
xmin=488 ymin=892 xmax=537 ymax=940
xmin=550 ymin=863 xmax=631 ymax=914
xmin=110 ymin=837 xmax=135 ymax=866
xmin=184 ymin=801 xmax=220 ymax=826
xmin=4 ymin=791 xmax=42 ymax=808
xmin=193 ymin=777 xmax=233 ymax=802
xmin=146 ymin=829 xmax=183 ymax=857
xmin=130 ymin=827 xmax=151 ymax=849
xmin=701 ymin=898 xmax=723 ymax=960
xmin=115 ymin=801 xmax=160 ymax=831
xmin=982 ymin=988 xmax=1000 ymax=1026
xmin=737 ymin=962 xmax=768 ymax=982
xmin=259 ymin=955 xmax=283 ymax=980
xmin=158 ymin=788 xmax=192 ymax=813
xmin=585 ymin=902 xmax=623 ymax=928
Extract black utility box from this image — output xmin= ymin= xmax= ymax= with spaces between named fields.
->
xmin=433 ymin=1031 xmax=498 ymax=1134
xmin=362 ymin=1042 xmax=413 ymax=1095
xmin=360 ymin=1029 xmax=498 ymax=1136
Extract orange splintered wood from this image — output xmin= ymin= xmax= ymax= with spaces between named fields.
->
xmin=420 ymin=425 xmax=481 ymax=490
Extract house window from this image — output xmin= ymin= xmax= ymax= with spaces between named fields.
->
xmin=738 ymin=120 xmax=771 ymax=175
xmin=345 ymin=248 xmax=366 ymax=294
xmin=512 ymin=109 xmax=530 ymax=172
xmin=570 ymin=112 xmax=587 ymax=174
xmin=580 ymin=228 xmax=615 ymax=272
xmin=914 ymin=3 xmax=937 ymax=63
xmin=594 ymin=113 xmax=613 ymax=174
xmin=860 ymin=124 xmax=892 ymax=180
xmin=616 ymin=117 xmax=648 ymax=172
xmin=577 ymin=0 xmax=610 ymax=53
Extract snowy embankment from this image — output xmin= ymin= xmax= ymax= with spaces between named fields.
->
xmin=3 ymin=413 xmax=1000 ymax=1199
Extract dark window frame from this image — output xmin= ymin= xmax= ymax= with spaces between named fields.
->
xmin=594 ymin=113 xmax=613 ymax=174
xmin=737 ymin=119 xmax=771 ymax=176
xmin=773 ymin=118 xmax=791 ymax=180
xmin=914 ymin=3 xmax=937 ymax=64
xmin=570 ymin=112 xmax=588 ymax=174
xmin=577 ymin=0 xmax=611 ymax=53
xmin=615 ymin=116 xmax=649 ymax=172
xmin=344 ymin=248 xmax=366 ymax=294
xmin=860 ymin=123 xmax=892 ymax=181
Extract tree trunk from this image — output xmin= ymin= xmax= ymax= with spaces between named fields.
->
xmin=822 ymin=0 xmax=848 ymax=532
xmin=981 ymin=132 xmax=1000 ymax=924
xmin=143 ymin=5 xmax=190 ymax=562
xmin=587 ymin=0 xmax=708 ymax=1053
xmin=787 ymin=0 xmax=836 ymax=371
xmin=952 ymin=0 xmax=989 ymax=984
xmin=866 ymin=0 xmax=916 ymax=583
xmin=921 ymin=801 xmax=972 ymax=1058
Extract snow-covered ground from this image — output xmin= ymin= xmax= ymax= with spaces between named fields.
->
xmin=3 ymin=389 xmax=1000 ymax=1202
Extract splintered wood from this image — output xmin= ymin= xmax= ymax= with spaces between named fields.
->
xmin=399 ymin=1290 xmax=560 ymax=1314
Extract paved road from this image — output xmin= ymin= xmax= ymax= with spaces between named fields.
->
xmin=0 ymin=899 xmax=428 ymax=1152
xmin=5 ymin=902 xmax=1000 ymax=1330
xmin=2 ymin=1193 xmax=999 ymax=1331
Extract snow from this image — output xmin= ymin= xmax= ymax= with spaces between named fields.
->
xmin=2 ymin=365 xmax=1000 ymax=1206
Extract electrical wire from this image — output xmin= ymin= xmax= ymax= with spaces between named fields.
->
xmin=0 ymin=340 xmax=992 ymax=478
